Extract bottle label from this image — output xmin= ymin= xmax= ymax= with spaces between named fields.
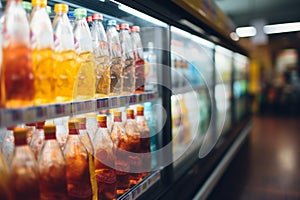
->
xmin=68 ymin=181 xmax=92 ymax=199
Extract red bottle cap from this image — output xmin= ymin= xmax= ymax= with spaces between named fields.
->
xmin=119 ymin=23 xmax=129 ymax=30
xmin=86 ymin=16 xmax=92 ymax=22
xmin=44 ymin=124 xmax=56 ymax=140
xmin=131 ymin=26 xmax=140 ymax=32
xmin=36 ymin=121 xmax=45 ymax=129
xmin=92 ymin=13 xmax=103 ymax=21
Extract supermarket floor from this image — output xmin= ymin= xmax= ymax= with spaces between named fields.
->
xmin=207 ymin=115 xmax=300 ymax=200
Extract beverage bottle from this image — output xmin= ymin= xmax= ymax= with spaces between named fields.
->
xmin=144 ymin=42 xmax=158 ymax=92
xmin=29 ymin=121 xmax=45 ymax=159
xmin=2 ymin=0 xmax=34 ymax=108
xmin=125 ymin=108 xmax=142 ymax=185
xmin=86 ymin=16 xmax=92 ymax=29
xmin=131 ymin=26 xmax=145 ymax=93
xmin=21 ymin=1 xmax=32 ymax=20
xmin=106 ymin=20 xmax=123 ymax=96
xmin=38 ymin=124 xmax=68 ymax=200
xmin=54 ymin=117 xmax=69 ymax=150
xmin=91 ymin=13 xmax=110 ymax=98
xmin=25 ymin=122 xmax=36 ymax=145
xmin=135 ymin=105 xmax=151 ymax=176
xmin=86 ymin=112 xmax=98 ymax=142
xmin=30 ymin=0 xmax=55 ymax=105
xmin=53 ymin=4 xmax=80 ymax=102
xmin=94 ymin=115 xmax=117 ymax=200
xmin=110 ymin=111 xmax=130 ymax=195
xmin=0 ymin=151 xmax=13 ymax=200
xmin=1 ymin=127 xmax=14 ymax=166
xmin=77 ymin=117 xmax=97 ymax=200
xmin=64 ymin=120 xmax=93 ymax=200
xmin=68 ymin=11 xmax=75 ymax=28
xmin=119 ymin=24 xmax=135 ymax=94
xmin=73 ymin=8 xmax=96 ymax=100
xmin=10 ymin=128 xmax=40 ymax=200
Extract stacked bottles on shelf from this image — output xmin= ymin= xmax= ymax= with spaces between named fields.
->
xmin=0 ymin=105 xmax=152 ymax=199
xmin=0 ymin=0 xmax=159 ymax=109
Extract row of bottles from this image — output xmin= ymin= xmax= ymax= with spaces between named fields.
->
xmin=0 ymin=105 xmax=151 ymax=199
xmin=0 ymin=0 xmax=158 ymax=109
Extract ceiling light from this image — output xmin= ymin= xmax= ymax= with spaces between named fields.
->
xmin=263 ymin=22 xmax=300 ymax=34
xmin=236 ymin=26 xmax=257 ymax=37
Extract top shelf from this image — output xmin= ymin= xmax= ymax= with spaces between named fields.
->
xmin=0 ymin=92 xmax=159 ymax=128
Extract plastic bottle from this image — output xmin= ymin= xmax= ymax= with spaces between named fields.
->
xmin=54 ymin=117 xmax=69 ymax=150
xmin=1 ymin=127 xmax=15 ymax=166
xmin=86 ymin=15 xmax=92 ymax=29
xmin=64 ymin=120 xmax=93 ymax=199
xmin=136 ymin=105 xmax=151 ymax=176
xmin=2 ymin=0 xmax=34 ymax=108
xmin=68 ymin=11 xmax=75 ymax=28
xmin=10 ymin=128 xmax=40 ymax=200
xmin=38 ymin=124 xmax=68 ymax=200
xmin=29 ymin=121 xmax=45 ymax=159
xmin=30 ymin=0 xmax=55 ymax=105
xmin=53 ymin=4 xmax=80 ymax=102
xmin=120 ymin=23 xmax=135 ymax=94
xmin=25 ymin=122 xmax=36 ymax=144
xmin=94 ymin=115 xmax=117 ymax=200
xmin=110 ymin=111 xmax=130 ymax=195
xmin=106 ymin=20 xmax=123 ymax=96
xmin=131 ymin=26 xmax=145 ymax=93
xmin=125 ymin=108 xmax=142 ymax=185
xmin=21 ymin=1 xmax=32 ymax=20
xmin=144 ymin=42 xmax=158 ymax=92
xmin=91 ymin=13 xmax=110 ymax=97
xmin=73 ymin=8 xmax=96 ymax=100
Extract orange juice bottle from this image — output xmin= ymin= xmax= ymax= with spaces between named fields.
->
xmin=30 ymin=0 xmax=55 ymax=104
xmin=2 ymin=0 xmax=34 ymax=108
xmin=53 ymin=4 xmax=79 ymax=102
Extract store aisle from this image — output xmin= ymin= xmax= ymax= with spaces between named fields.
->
xmin=207 ymin=115 xmax=300 ymax=200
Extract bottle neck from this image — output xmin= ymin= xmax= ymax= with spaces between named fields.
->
xmin=75 ymin=15 xmax=86 ymax=21
xmin=126 ymin=114 xmax=135 ymax=120
xmin=78 ymin=124 xmax=87 ymax=130
xmin=114 ymin=116 xmax=122 ymax=123
xmin=14 ymin=137 xmax=27 ymax=146
xmin=137 ymin=110 xmax=144 ymax=116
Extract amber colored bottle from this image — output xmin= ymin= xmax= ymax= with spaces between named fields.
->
xmin=2 ymin=0 xmax=34 ymax=108
xmin=110 ymin=111 xmax=130 ymax=195
xmin=10 ymin=128 xmax=40 ymax=200
xmin=136 ymin=105 xmax=151 ymax=177
xmin=64 ymin=120 xmax=93 ymax=200
xmin=125 ymin=108 xmax=142 ymax=185
xmin=94 ymin=115 xmax=117 ymax=200
xmin=77 ymin=117 xmax=97 ymax=200
xmin=38 ymin=124 xmax=68 ymax=200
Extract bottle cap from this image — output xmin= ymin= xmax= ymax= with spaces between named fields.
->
xmin=126 ymin=108 xmax=134 ymax=115
xmin=25 ymin=123 xmax=36 ymax=126
xmin=107 ymin=19 xmax=117 ymax=26
xmin=97 ymin=115 xmax=107 ymax=122
xmin=44 ymin=124 xmax=56 ymax=134
xmin=92 ymin=13 xmax=103 ymax=21
xmin=131 ymin=26 xmax=140 ymax=32
xmin=47 ymin=6 xmax=51 ymax=14
xmin=7 ymin=127 xmax=15 ymax=131
xmin=36 ymin=121 xmax=45 ymax=129
xmin=68 ymin=120 xmax=79 ymax=129
xmin=13 ymin=128 xmax=28 ymax=140
xmin=54 ymin=4 xmax=68 ymax=13
xmin=119 ymin=23 xmax=129 ymax=30
xmin=76 ymin=117 xmax=86 ymax=125
xmin=68 ymin=11 xmax=74 ymax=18
xmin=114 ymin=111 xmax=122 ymax=117
xmin=74 ymin=8 xmax=87 ymax=18
xmin=86 ymin=16 xmax=92 ymax=22
xmin=32 ymin=0 xmax=47 ymax=7
xmin=137 ymin=105 xmax=144 ymax=112
xmin=21 ymin=1 xmax=32 ymax=11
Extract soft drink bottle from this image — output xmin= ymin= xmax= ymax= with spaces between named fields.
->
xmin=125 ymin=108 xmax=142 ymax=185
xmin=120 ymin=24 xmax=135 ymax=94
xmin=38 ymin=124 xmax=68 ymax=200
xmin=68 ymin=11 xmax=75 ymax=28
xmin=131 ymin=26 xmax=145 ymax=93
xmin=136 ymin=105 xmax=151 ymax=177
xmin=94 ymin=115 xmax=117 ymax=200
xmin=30 ymin=0 xmax=55 ymax=105
xmin=10 ymin=128 xmax=40 ymax=200
xmin=91 ymin=13 xmax=110 ymax=98
xmin=110 ymin=111 xmax=130 ymax=195
xmin=0 ymin=151 xmax=13 ymax=200
xmin=29 ymin=121 xmax=45 ymax=159
xmin=2 ymin=0 xmax=34 ymax=108
xmin=77 ymin=117 xmax=98 ymax=200
xmin=53 ymin=4 xmax=80 ymax=102
xmin=1 ymin=127 xmax=14 ymax=166
xmin=106 ymin=20 xmax=123 ymax=96
xmin=73 ymin=8 xmax=96 ymax=100
xmin=64 ymin=120 xmax=93 ymax=200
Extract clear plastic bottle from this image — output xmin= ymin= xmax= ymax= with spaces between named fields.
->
xmin=64 ymin=120 xmax=93 ymax=200
xmin=106 ymin=20 xmax=123 ymax=96
xmin=10 ymin=128 xmax=40 ymax=200
xmin=1 ymin=127 xmax=15 ymax=166
xmin=30 ymin=0 xmax=55 ymax=105
xmin=120 ymin=23 xmax=135 ymax=94
xmin=38 ymin=124 xmax=68 ymax=200
xmin=73 ymin=8 xmax=96 ymax=100
xmin=86 ymin=15 xmax=92 ymax=30
xmin=125 ymin=108 xmax=142 ymax=185
xmin=144 ymin=42 xmax=158 ymax=92
xmin=53 ymin=4 xmax=80 ymax=102
xmin=91 ymin=13 xmax=110 ymax=98
xmin=67 ymin=11 xmax=75 ymax=28
xmin=94 ymin=115 xmax=116 ymax=200
xmin=110 ymin=111 xmax=130 ymax=195
xmin=2 ymin=0 xmax=34 ymax=108
xmin=131 ymin=26 xmax=145 ymax=93
xmin=29 ymin=121 xmax=45 ymax=160
xmin=136 ymin=105 xmax=151 ymax=177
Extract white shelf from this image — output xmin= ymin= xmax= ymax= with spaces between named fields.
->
xmin=0 ymin=92 xmax=159 ymax=128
